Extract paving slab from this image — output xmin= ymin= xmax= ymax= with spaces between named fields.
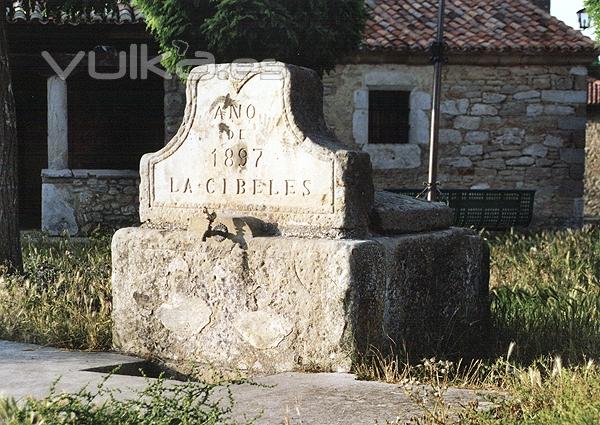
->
xmin=0 ymin=340 xmax=489 ymax=424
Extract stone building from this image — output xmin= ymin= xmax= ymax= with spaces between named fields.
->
xmin=9 ymin=0 xmax=600 ymax=233
xmin=7 ymin=1 xmax=163 ymax=234
xmin=319 ymin=0 xmax=596 ymax=228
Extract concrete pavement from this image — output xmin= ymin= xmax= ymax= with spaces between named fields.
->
xmin=0 ymin=340 xmax=490 ymax=424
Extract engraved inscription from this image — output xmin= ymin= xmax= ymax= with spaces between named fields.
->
xmin=210 ymin=148 xmax=262 ymax=168
xmin=168 ymin=176 xmax=312 ymax=197
xmin=150 ymin=73 xmax=335 ymax=213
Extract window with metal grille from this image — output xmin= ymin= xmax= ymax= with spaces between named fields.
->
xmin=368 ymin=90 xmax=410 ymax=144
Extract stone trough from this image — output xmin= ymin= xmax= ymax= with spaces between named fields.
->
xmin=112 ymin=62 xmax=489 ymax=375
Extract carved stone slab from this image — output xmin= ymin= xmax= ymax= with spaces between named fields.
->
xmin=140 ymin=62 xmax=373 ymax=238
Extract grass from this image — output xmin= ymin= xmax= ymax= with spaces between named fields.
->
xmin=0 ymin=374 xmax=253 ymax=425
xmin=0 ymin=232 xmax=112 ymax=350
xmin=383 ymin=355 xmax=600 ymax=425
xmin=490 ymin=228 xmax=600 ymax=363
xmin=2 ymin=227 xmax=600 ymax=423
xmin=467 ymin=227 xmax=600 ymax=424
xmin=462 ymin=358 xmax=600 ymax=424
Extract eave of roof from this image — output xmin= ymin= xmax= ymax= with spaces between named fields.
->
xmin=364 ymin=0 xmax=600 ymax=56
xmin=6 ymin=0 xmax=144 ymax=26
xmin=8 ymin=0 xmax=600 ymax=58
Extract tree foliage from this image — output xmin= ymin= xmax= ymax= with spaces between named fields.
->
xmin=585 ymin=0 xmax=600 ymax=40
xmin=132 ymin=0 xmax=368 ymax=75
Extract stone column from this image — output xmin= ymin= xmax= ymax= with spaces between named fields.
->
xmin=47 ymin=75 xmax=68 ymax=169
xmin=43 ymin=75 xmax=76 ymax=235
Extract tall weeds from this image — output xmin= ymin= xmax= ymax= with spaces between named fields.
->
xmin=490 ymin=227 xmax=600 ymax=363
xmin=0 ymin=233 xmax=112 ymax=350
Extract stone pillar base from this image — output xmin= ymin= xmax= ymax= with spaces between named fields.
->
xmin=112 ymin=227 xmax=489 ymax=375
xmin=42 ymin=169 xmax=140 ymax=236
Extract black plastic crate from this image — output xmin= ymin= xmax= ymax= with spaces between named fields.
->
xmin=390 ymin=189 xmax=536 ymax=230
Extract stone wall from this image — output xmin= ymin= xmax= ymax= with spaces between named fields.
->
xmin=165 ymin=78 xmax=186 ymax=142
xmin=586 ymin=109 xmax=600 ymax=217
xmin=42 ymin=169 xmax=140 ymax=235
xmin=322 ymin=64 xmax=588 ymax=228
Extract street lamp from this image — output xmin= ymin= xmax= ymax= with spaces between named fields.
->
xmin=578 ymin=8 xmax=591 ymax=30
xmin=425 ymin=0 xmax=446 ymax=202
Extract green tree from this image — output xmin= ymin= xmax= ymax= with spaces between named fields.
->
xmin=585 ymin=0 xmax=600 ymax=39
xmin=132 ymin=0 xmax=368 ymax=75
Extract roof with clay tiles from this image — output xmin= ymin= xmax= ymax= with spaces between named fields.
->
xmin=7 ymin=0 xmax=600 ymax=56
xmin=6 ymin=0 xmax=143 ymax=25
xmin=364 ymin=0 xmax=599 ymax=55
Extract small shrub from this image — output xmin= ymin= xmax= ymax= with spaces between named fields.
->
xmin=0 ymin=374 xmax=254 ymax=425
